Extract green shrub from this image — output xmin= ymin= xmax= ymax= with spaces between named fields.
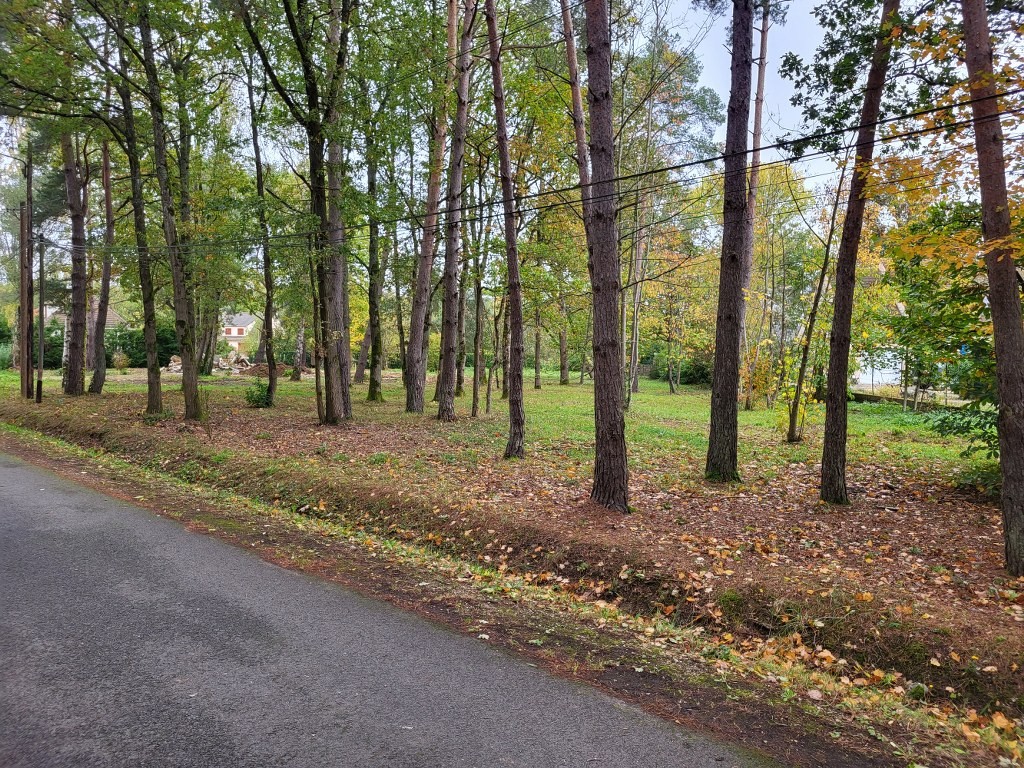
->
xmin=0 ymin=343 xmax=11 ymax=370
xmin=928 ymin=402 xmax=999 ymax=459
xmin=676 ymin=358 xmax=713 ymax=386
xmin=244 ymin=378 xmax=272 ymax=408
xmin=648 ymin=353 xmax=712 ymax=386
xmin=112 ymin=350 xmax=130 ymax=373
xmin=955 ymin=460 xmax=1001 ymax=497
xmin=105 ymin=321 xmax=179 ymax=368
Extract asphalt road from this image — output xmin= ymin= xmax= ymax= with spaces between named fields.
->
xmin=0 ymin=453 xmax=778 ymax=768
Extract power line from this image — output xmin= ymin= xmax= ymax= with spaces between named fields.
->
xmin=39 ymin=95 xmax=1023 ymax=258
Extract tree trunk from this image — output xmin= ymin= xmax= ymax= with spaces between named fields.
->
xmin=18 ymin=200 xmax=32 ymax=399
xmin=291 ymin=319 xmax=306 ymax=380
xmin=60 ymin=132 xmax=87 ymax=397
xmin=705 ymin=0 xmax=754 ymax=482
xmin=354 ymin=326 xmax=371 ymax=383
xmin=138 ymin=1 xmax=201 ymax=420
xmin=244 ymin=60 xmax=277 ymax=405
xmin=820 ymin=0 xmax=900 ymax=503
xmin=627 ymin=233 xmax=645 ymax=399
xmin=316 ymin=128 xmax=345 ymax=423
xmin=309 ymin=256 xmax=326 ymax=423
xmin=366 ymin=122 xmax=384 ymax=402
xmin=583 ymin=0 xmax=628 ymax=510
xmin=485 ymin=0 xmax=525 ymax=458
xmin=740 ymin=0 xmax=770 ymax=412
xmin=407 ymin=0 xmax=458 ymax=414
xmin=579 ymin=307 xmax=590 ymax=384
xmin=20 ymin=142 xmax=33 ymax=399
xmin=393 ymin=235 xmax=407 ymax=380
xmin=438 ymin=0 xmax=476 ymax=421
xmin=534 ymin=305 xmax=542 ymax=389
xmin=471 ymin=257 xmax=484 ymax=417
xmin=487 ymin=291 xmax=504 ymax=415
xmin=558 ymin=295 xmax=570 ymax=385
xmin=326 ymin=144 xmax=352 ymax=419
xmin=960 ymin=0 xmax=1024 ymax=575
xmin=455 ymin=249 xmax=469 ymax=397
xmin=500 ymin=287 xmax=510 ymax=400
xmin=559 ymin=0 xmax=591 ymax=220
xmin=326 ymin=2 xmax=355 ymax=421
xmin=116 ymin=33 xmax=161 ymax=414
xmin=88 ymin=141 xmax=114 ymax=395
xmin=743 ymin=0 xmax=770 ymax=300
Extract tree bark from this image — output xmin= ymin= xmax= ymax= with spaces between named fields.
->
xmin=560 ymin=0 xmax=591 ymax=221
xmin=366 ymin=124 xmax=384 ymax=402
xmin=820 ymin=0 xmax=900 ymax=503
xmin=60 ymin=132 xmax=87 ymax=397
xmin=138 ymin=0 xmax=201 ymax=420
xmin=485 ymin=0 xmax=525 ymax=458
xmin=115 ymin=31 xmax=161 ymax=414
xmin=740 ymin=0 xmax=770 ymax=412
xmin=500 ymin=292 xmax=510 ymax=400
xmin=291 ymin=319 xmax=306 ymax=380
xmin=244 ymin=57 xmax=277 ymax=405
xmin=960 ymin=0 xmax=1024 ymax=575
xmin=705 ymin=0 xmax=754 ymax=482
xmin=455 ymin=249 xmax=469 ymax=397
xmin=88 ymin=141 xmax=114 ymax=394
xmin=393 ymin=234 xmax=407 ymax=380
xmin=534 ymin=305 xmax=542 ymax=389
xmin=407 ymin=0 xmax=458 ymax=414
xmin=18 ymin=199 xmax=32 ymax=399
xmin=743 ymin=0 xmax=770 ymax=297
xmin=354 ymin=326 xmax=371 ymax=383
xmin=20 ymin=141 xmax=33 ymax=399
xmin=309 ymin=256 xmax=326 ymax=423
xmin=583 ymin=0 xmax=628 ymax=510
xmin=438 ymin=0 xmax=477 ymax=422
xmin=471 ymin=258 xmax=485 ymax=417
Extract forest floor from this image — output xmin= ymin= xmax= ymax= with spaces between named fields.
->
xmin=1 ymin=368 xmax=1021 ymax=767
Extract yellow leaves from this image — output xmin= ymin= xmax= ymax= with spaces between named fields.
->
xmin=930 ymin=657 xmax=942 ymax=667
xmin=961 ymin=722 xmax=982 ymax=743
xmin=992 ymin=711 xmax=1014 ymax=732
xmin=854 ymin=591 xmax=874 ymax=603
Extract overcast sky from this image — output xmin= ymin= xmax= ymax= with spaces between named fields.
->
xmin=667 ymin=1 xmax=831 ymax=175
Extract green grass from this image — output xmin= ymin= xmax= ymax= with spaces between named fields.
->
xmin=0 ymin=368 xmax=968 ymax=483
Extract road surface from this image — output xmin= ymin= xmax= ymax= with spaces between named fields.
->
xmin=0 ymin=453 xmax=777 ymax=767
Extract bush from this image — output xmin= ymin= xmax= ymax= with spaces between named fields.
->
xmin=27 ymin=319 xmax=66 ymax=370
xmin=0 ymin=343 xmax=11 ymax=370
xmin=648 ymin=353 xmax=713 ymax=386
xmin=244 ymin=378 xmax=272 ymax=408
xmin=0 ymin=314 xmax=11 ymax=345
xmin=106 ymin=322 xmax=179 ymax=368
xmin=112 ymin=350 xmax=130 ymax=373
xmin=677 ymin=358 xmax=713 ymax=386
xmin=927 ymin=402 xmax=999 ymax=459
